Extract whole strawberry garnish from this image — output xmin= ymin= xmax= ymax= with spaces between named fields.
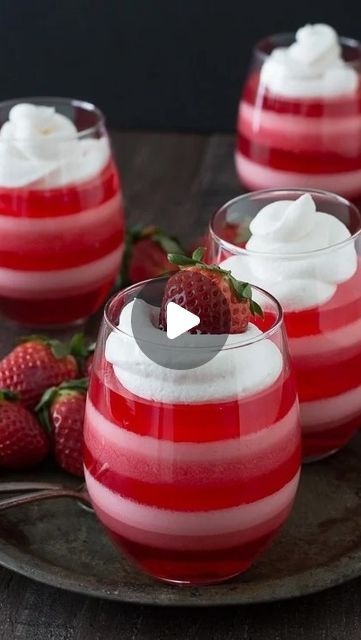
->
xmin=0 ymin=336 xmax=79 ymax=408
xmin=159 ymin=247 xmax=262 ymax=334
xmin=0 ymin=390 xmax=49 ymax=470
xmin=37 ymin=379 xmax=87 ymax=477
xmin=119 ymin=225 xmax=184 ymax=287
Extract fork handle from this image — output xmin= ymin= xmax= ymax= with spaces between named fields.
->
xmin=0 ymin=488 xmax=91 ymax=511
xmin=0 ymin=481 xmax=73 ymax=493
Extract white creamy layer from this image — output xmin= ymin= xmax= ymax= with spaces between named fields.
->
xmin=260 ymin=24 xmax=358 ymax=98
xmin=221 ymin=194 xmax=357 ymax=310
xmin=105 ymin=299 xmax=283 ymax=403
xmin=0 ymin=103 xmax=109 ymax=188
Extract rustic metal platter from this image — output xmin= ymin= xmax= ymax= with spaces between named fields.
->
xmin=0 ymin=435 xmax=360 ymax=606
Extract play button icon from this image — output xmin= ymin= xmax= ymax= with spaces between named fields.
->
xmin=130 ymin=275 xmax=230 ymax=370
xmin=166 ymin=302 xmax=200 ymax=339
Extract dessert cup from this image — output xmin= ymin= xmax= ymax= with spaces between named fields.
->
xmin=83 ymin=277 xmax=301 ymax=585
xmin=210 ymin=188 xmax=361 ymax=460
xmin=236 ymin=28 xmax=361 ymax=203
xmin=0 ymin=97 xmax=125 ymax=326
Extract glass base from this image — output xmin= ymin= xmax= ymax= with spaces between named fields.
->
xmin=303 ymin=448 xmax=339 ymax=464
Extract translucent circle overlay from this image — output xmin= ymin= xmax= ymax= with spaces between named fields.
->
xmin=130 ymin=275 xmax=230 ymax=370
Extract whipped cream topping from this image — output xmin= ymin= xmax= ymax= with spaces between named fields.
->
xmin=221 ymin=194 xmax=357 ymax=311
xmin=260 ymin=24 xmax=359 ymax=98
xmin=0 ymin=103 xmax=109 ymax=188
xmin=105 ymin=299 xmax=283 ymax=403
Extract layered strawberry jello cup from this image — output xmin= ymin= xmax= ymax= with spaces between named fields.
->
xmin=237 ymin=24 xmax=361 ymax=202
xmin=210 ymin=189 xmax=361 ymax=460
xmin=0 ymin=98 xmax=124 ymax=326
xmin=84 ymin=270 xmax=300 ymax=585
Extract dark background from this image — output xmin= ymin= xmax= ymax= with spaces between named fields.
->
xmin=0 ymin=0 xmax=361 ymax=132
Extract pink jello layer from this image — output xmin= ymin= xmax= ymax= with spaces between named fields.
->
xmin=0 ymin=161 xmax=124 ymax=324
xmin=84 ymin=366 xmax=300 ymax=583
xmin=236 ymin=72 xmax=361 ymax=200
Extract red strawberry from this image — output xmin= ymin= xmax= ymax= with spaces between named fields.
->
xmin=0 ymin=336 xmax=79 ymax=409
xmin=119 ymin=226 xmax=184 ymax=287
xmin=37 ymin=379 xmax=87 ymax=477
xmin=0 ymin=390 xmax=49 ymax=470
xmin=159 ymin=247 xmax=263 ymax=334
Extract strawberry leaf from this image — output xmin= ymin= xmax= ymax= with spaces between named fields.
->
xmin=0 ymin=389 xmax=19 ymax=402
xmin=70 ymin=333 xmax=95 ymax=360
xmin=250 ymin=300 xmax=264 ymax=318
xmin=192 ymin=247 xmax=206 ymax=262
xmin=48 ymin=340 xmax=69 ymax=359
xmin=168 ymin=253 xmax=196 ymax=266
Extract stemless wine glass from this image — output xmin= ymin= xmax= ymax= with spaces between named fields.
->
xmin=83 ymin=277 xmax=301 ymax=585
xmin=0 ymin=97 xmax=125 ymax=326
xmin=209 ymin=188 xmax=361 ymax=461
xmin=236 ymin=33 xmax=361 ymax=203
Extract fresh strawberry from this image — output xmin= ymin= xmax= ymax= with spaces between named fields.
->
xmin=119 ymin=225 xmax=184 ymax=287
xmin=0 ymin=336 xmax=79 ymax=408
xmin=37 ymin=379 xmax=87 ymax=477
xmin=0 ymin=390 xmax=49 ymax=470
xmin=159 ymin=247 xmax=263 ymax=334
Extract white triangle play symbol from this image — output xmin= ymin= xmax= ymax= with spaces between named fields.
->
xmin=166 ymin=302 xmax=200 ymax=340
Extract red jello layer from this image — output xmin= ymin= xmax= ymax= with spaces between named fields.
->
xmin=242 ymin=72 xmax=361 ymax=118
xmin=238 ymin=135 xmax=361 ymax=174
xmin=294 ymin=342 xmax=361 ymax=401
xmin=105 ymin=527 xmax=279 ymax=584
xmin=302 ymin=415 xmax=361 ymax=459
xmin=89 ymin=366 xmax=295 ymax=442
xmin=284 ymin=265 xmax=361 ymax=338
xmin=0 ymin=230 xmax=123 ymax=271
xmin=0 ymin=160 xmax=120 ymax=218
xmin=0 ymin=280 xmax=114 ymax=325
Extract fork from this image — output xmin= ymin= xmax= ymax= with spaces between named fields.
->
xmin=0 ymin=481 xmax=91 ymax=511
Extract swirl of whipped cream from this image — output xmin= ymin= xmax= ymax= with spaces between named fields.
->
xmin=0 ymin=103 xmax=109 ymax=188
xmin=221 ymin=194 xmax=357 ymax=311
xmin=105 ymin=299 xmax=283 ymax=403
xmin=260 ymin=24 xmax=358 ymax=98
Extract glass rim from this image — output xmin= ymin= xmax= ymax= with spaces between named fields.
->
xmin=0 ymin=96 xmax=106 ymax=140
xmin=210 ymin=187 xmax=361 ymax=260
xmin=254 ymin=32 xmax=361 ymax=65
xmin=103 ymin=276 xmax=284 ymax=351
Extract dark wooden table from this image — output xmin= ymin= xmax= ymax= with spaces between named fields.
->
xmin=1 ymin=131 xmax=361 ymax=640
